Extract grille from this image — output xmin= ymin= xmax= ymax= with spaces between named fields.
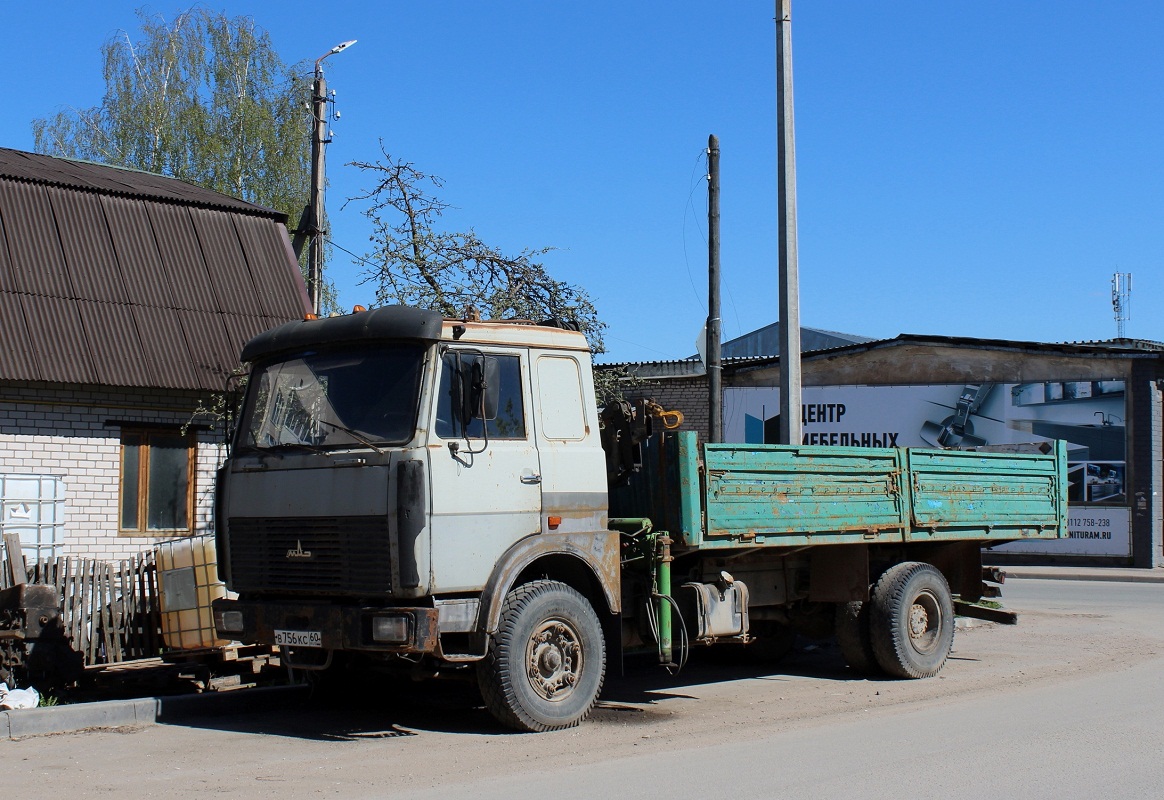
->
xmin=227 ymin=516 xmax=393 ymax=595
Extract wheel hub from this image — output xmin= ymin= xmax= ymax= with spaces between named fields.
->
xmin=907 ymin=590 xmax=942 ymax=655
xmin=909 ymin=604 xmax=929 ymax=636
xmin=526 ymin=619 xmax=582 ymax=702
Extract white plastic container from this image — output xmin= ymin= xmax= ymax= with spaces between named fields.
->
xmin=155 ymin=535 xmax=235 ymax=650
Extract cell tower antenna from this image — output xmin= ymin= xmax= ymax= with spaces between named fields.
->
xmin=1112 ymin=272 xmax=1132 ymax=339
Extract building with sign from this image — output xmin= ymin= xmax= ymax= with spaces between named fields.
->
xmin=608 ymin=333 xmax=1164 ymax=568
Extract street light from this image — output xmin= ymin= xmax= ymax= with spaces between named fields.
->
xmin=316 ymin=39 xmax=358 ymax=76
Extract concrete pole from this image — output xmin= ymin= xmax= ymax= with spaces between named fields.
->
xmin=776 ymin=0 xmax=803 ymax=445
xmin=708 ymin=134 xmax=723 ymax=443
xmin=307 ymin=72 xmax=328 ymax=316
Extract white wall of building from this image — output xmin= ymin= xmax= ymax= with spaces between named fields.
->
xmin=0 ymin=381 xmax=226 ymax=561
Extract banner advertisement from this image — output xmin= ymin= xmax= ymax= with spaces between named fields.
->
xmin=724 ymin=380 xmax=1130 ymax=557
xmin=991 ymin=507 xmax=1131 ymax=557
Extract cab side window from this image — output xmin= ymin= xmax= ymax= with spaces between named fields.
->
xmin=435 ymin=352 xmax=526 ymax=440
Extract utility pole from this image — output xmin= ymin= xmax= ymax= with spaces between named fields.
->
xmin=303 ymin=39 xmax=357 ymax=316
xmin=775 ymin=0 xmax=802 ymax=446
xmin=707 ymin=134 xmax=723 ymax=443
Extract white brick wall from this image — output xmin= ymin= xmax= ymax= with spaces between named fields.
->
xmin=0 ymin=381 xmax=227 ymax=561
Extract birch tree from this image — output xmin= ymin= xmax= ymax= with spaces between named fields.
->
xmin=32 ymin=7 xmax=308 ymax=230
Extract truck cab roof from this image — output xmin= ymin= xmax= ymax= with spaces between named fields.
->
xmin=241 ymin=305 xmax=592 ymax=363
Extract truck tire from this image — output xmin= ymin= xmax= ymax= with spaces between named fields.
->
xmin=869 ymin=562 xmax=954 ymax=679
xmin=478 ymin=580 xmax=606 ymax=732
xmin=835 ymin=601 xmax=880 ymax=675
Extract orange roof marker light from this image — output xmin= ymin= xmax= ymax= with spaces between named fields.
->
xmin=304 ymin=313 xmax=319 ymax=320
xmin=353 ymin=305 xmax=367 ymax=313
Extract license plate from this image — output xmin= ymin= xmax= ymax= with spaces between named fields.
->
xmin=274 ymin=629 xmax=322 ymax=648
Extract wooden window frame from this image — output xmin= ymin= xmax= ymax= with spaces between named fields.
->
xmin=118 ymin=427 xmax=197 ymax=536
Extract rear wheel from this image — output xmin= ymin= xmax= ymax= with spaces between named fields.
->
xmin=835 ymin=601 xmax=879 ymax=674
xmin=869 ymin=562 xmax=954 ymax=679
xmin=478 ymin=580 xmax=606 ymax=732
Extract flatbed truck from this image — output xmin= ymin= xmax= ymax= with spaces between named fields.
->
xmin=212 ymin=306 xmax=1066 ymax=731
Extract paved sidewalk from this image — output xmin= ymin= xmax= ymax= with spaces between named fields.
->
xmin=2 ymin=683 xmax=308 ymax=740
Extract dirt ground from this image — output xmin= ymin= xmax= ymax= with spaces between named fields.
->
xmin=3 ymin=580 xmax=1162 ymax=798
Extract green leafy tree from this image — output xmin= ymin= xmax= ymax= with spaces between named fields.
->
xmin=32 ymin=7 xmax=311 ymax=261
xmin=347 ymin=147 xmax=607 ymax=356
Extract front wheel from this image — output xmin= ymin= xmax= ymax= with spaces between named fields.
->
xmin=478 ymin=580 xmax=606 ymax=732
xmin=869 ymin=562 xmax=954 ymax=679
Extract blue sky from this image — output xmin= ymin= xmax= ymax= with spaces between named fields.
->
xmin=7 ymin=2 xmax=1163 ymax=363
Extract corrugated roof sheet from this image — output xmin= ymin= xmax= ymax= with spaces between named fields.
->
xmin=0 ymin=148 xmax=275 ymax=216
xmin=0 ymin=147 xmax=310 ymax=391
xmin=602 ymin=333 xmax=1164 ymax=373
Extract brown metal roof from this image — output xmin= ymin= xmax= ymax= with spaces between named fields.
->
xmin=0 ymin=148 xmax=276 ymax=216
xmin=0 ymin=147 xmax=310 ymax=391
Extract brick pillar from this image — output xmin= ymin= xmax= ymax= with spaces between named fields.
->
xmin=1129 ymin=361 xmax=1163 ymax=567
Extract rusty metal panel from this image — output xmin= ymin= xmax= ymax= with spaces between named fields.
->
xmin=189 ymin=207 xmax=259 ymax=315
xmin=46 ymin=187 xmax=128 ymax=304
xmin=0 ymin=293 xmax=40 ymax=380
xmin=21 ymin=296 xmax=97 ymax=384
xmin=75 ymin=300 xmax=155 ymax=386
xmin=100 ymin=196 xmax=176 ymax=308
xmin=703 ymin=443 xmax=906 ymax=546
xmin=0 ymin=181 xmax=73 ymax=298
xmin=906 ymin=443 xmax=1066 ymax=540
xmin=147 ymin=204 xmax=219 ymax=311
xmin=232 ymin=214 xmax=311 ymax=319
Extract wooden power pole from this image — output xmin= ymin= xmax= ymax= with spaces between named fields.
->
xmin=707 ymin=134 xmax=723 ymax=443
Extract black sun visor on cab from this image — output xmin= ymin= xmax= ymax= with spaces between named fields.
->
xmin=241 ymin=305 xmax=445 ymax=363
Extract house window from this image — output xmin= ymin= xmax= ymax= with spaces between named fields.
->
xmin=0 ymin=474 xmax=65 ymax=561
xmin=119 ymin=429 xmax=195 ymax=534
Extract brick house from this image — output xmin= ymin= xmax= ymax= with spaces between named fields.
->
xmin=0 ymin=148 xmax=309 ymax=561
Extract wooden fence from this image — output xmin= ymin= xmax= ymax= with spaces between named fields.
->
xmin=0 ymin=549 xmax=163 ymax=666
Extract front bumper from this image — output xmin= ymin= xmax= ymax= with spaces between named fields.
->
xmin=212 ymin=598 xmax=439 ymax=654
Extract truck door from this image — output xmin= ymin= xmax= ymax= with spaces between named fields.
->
xmin=427 ymin=347 xmax=541 ymax=592
xmin=531 ymin=351 xmax=608 ymax=535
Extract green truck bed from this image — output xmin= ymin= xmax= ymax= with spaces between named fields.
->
xmin=610 ymin=431 xmax=1067 ymax=550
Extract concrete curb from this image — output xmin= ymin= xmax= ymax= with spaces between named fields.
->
xmin=1005 ymin=567 xmax=1164 ymax=584
xmin=2 ymin=683 xmax=308 ymax=740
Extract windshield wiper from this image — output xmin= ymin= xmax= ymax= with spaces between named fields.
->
xmin=264 ymin=441 xmax=328 ymax=456
xmin=315 ymin=419 xmax=386 ymax=453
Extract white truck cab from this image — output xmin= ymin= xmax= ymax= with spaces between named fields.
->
xmin=214 ymin=306 xmax=617 ymax=731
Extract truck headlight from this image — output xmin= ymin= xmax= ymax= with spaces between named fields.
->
xmin=217 ymin=610 xmax=245 ymax=634
xmin=371 ymin=615 xmax=411 ymax=643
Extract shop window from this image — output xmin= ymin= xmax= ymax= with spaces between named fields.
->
xmin=119 ymin=429 xmax=195 ymax=534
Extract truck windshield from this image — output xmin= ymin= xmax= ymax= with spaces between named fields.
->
xmin=239 ymin=344 xmax=426 ymax=450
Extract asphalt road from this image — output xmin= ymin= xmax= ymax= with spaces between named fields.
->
xmin=3 ymin=579 xmax=1163 ymax=799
